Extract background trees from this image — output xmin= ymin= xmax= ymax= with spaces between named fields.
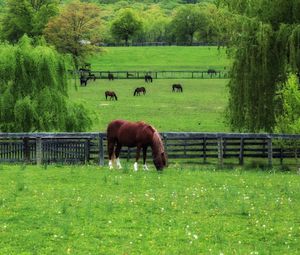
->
xmin=0 ymin=36 xmax=91 ymax=132
xmin=44 ymin=1 xmax=102 ymax=69
xmin=1 ymin=0 xmax=59 ymax=42
xmin=170 ymin=5 xmax=208 ymax=44
xmin=110 ymin=8 xmax=142 ymax=45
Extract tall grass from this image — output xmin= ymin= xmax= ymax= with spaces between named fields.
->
xmin=0 ymin=164 xmax=299 ymax=254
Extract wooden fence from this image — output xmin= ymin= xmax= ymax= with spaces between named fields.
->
xmin=1 ymin=132 xmax=300 ymax=167
xmin=79 ymin=70 xmax=229 ymax=80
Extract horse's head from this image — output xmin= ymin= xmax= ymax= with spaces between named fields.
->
xmin=153 ymin=151 xmax=167 ymax=171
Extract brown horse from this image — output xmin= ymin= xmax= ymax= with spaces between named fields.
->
xmin=105 ymin=91 xmax=118 ymax=100
xmin=133 ymin=87 xmax=146 ymax=96
xmin=172 ymin=84 xmax=183 ymax=92
xmin=107 ymin=120 xmax=167 ymax=171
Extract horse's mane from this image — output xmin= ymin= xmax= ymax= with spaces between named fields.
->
xmin=151 ymin=128 xmax=164 ymax=154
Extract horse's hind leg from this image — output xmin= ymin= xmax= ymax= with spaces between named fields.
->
xmin=115 ymin=143 xmax=122 ymax=169
xmin=134 ymin=145 xmax=142 ymax=171
xmin=108 ymin=139 xmax=115 ymax=169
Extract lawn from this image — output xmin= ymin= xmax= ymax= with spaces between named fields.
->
xmin=88 ymin=46 xmax=230 ymax=71
xmin=0 ymin=164 xmax=299 ymax=254
xmin=68 ymin=78 xmax=229 ymax=132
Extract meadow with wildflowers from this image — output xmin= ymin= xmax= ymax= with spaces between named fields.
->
xmin=0 ymin=164 xmax=299 ymax=254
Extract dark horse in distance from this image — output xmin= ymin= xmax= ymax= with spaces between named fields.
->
xmin=144 ymin=75 xmax=153 ymax=83
xmin=172 ymin=84 xmax=183 ymax=92
xmin=107 ymin=120 xmax=167 ymax=171
xmin=105 ymin=91 xmax=118 ymax=100
xmin=80 ymin=75 xmax=95 ymax=86
xmin=108 ymin=73 xmax=114 ymax=81
xmin=134 ymin=87 xmax=146 ymax=96
xmin=207 ymin=69 xmax=217 ymax=76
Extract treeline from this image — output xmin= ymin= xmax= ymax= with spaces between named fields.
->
xmin=0 ymin=0 xmax=221 ymax=46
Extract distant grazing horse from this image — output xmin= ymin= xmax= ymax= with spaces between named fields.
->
xmin=134 ymin=87 xmax=146 ymax=96
xmin=172 ymin=84 xmax=183 ymax=92
xmin=80 ymin=75 xmax=96 ymax=86
xmin=108 ymin=73 xmax=114 ymax=81
xmin=107 ymin=120 xmax=167 ymax=171
xmin=80 ymin=76 xmax=89 ymax=86
xmin=105 ymin=91 xmax=118 ymax=100
xmin=144 ymin=75 xmax=153 ymax=83
xmin=207 ymin=69 xmax=217 ymax=76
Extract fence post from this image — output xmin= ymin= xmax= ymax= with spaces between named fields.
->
xmin=36 ymin=137 xmax=42 ymax=165
xmin=85 ymin=139 xmax=90 ymax=164
xmin=203 ymin=137 xmax=207 ymax=163
xmin=218 ymin=137 xmax=224 ymax=167
xmin=267 ymin=138 xmax=273 ymax=167
xmin=98 ymin=134 xmax=104 ymax=166
xmin=239 ymin=138 xmax=244 ymax=165
xmin=23 ymin=137 xmax=30 ymax=163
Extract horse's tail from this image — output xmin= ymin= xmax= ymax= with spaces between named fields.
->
xmin=115 ymin=94 xmax=118 ymax=100
xmin=134 ymin=90 xmax=136 ymax=96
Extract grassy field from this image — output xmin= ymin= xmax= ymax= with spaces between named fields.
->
xmin=68 ymin=78 xmax=228 ymax=132
xmin=89 ymin=46 xmax=230 ymax=71
xmin=0 ymin=164 xmax=299 ymax=254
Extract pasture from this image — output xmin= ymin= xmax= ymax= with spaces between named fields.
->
xmin=68 ymin=79 xmax=228 ymax=132
xmin=89 ymin=46 xmax=230 ymax=71
xmin=0 ymin=164 xmax=299 ymax=254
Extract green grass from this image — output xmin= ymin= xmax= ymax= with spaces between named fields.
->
xmin=0 ymin=164 xmax=299 ymax=254
xmin=89 ymin=46 xmax=230 ymax=71
xmin=68 ymin=78 xmax=228 ymax=132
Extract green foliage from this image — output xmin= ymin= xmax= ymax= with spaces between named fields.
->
xmin=1 ymin=0 xmax=59 ymax=42
xmin=44 ymin=0 xmax=102 ymax=69
xmin=0 ymin=35 xmax=91 ymax=132
xmin=170 ymin=4 xmax=208 ymax=44
xmin=275 ymin=74 xmax=300 ymax=134
xmin=111 ymin=8 xmax=143 ymax=44
xmin=221 ymin=0 xmax=300 ymax=132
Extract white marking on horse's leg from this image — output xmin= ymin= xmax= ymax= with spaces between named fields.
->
xmin=143 ymin=164 xmax=149 ymax=171
xmin=109 ymin=160 xmax=113 ymax=169
xmin=134 ymin=162 xmax=138 ymax=171
xmin=116 ymin=158 xmax=122 ymax=169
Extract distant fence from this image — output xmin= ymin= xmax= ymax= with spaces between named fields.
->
xmin=1 ymin=132 xmax=300 ymax=167
xmin=99 ymin=42 xmax=224 ymax=47
xmin=83 ymin=70 xmax=229 ymax=79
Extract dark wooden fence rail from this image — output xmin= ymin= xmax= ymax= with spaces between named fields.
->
xmin=1 ymin=132 xmax=300 ymax=167
xmin=77 ymin=70 xmax=229 ymax=79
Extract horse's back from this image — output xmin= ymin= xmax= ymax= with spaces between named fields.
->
xmin=108 ymin=120 xmax=153 ymax=147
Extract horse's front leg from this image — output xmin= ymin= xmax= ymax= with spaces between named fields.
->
xmin=143 ymin=146 xmax=149 ymax=171
xmin=115 ymin=143 xmax=122 ymax=169
xmin=134 ymin=145 xmax=142 ymax=171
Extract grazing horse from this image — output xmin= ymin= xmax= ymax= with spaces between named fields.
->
xmin=144 ymin=75 xmax=153 ymax=83
xmin=207 ymin=69 xmax=217 ymax=76
xmin=107 ymin=120 xmax=167 ymax=171
xmin=105 ymin=91 xmax=118 ymax=100
xmin=80 ymin=75 xmax=96 ymax=86
xmin=134 ymin=87 xmax=146 ymax=96
xmin=108 ymin=73 xmax=114 ymax=81
xmin=80 ymin=76 xmax=89 ymax=86
xmin=172 ymin=84 xmax=183 ymax=92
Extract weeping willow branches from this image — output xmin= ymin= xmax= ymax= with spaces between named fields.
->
xmin=0 ymin=35 xmax=91 ymax=132
xmin=223 ymin=0 xmax=300 ymax=132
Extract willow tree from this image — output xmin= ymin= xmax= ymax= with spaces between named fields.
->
xmin=0 ymin=35 xmax=91 ymax=132
xmin=219 ymin=0 xmax=300 ymax=132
